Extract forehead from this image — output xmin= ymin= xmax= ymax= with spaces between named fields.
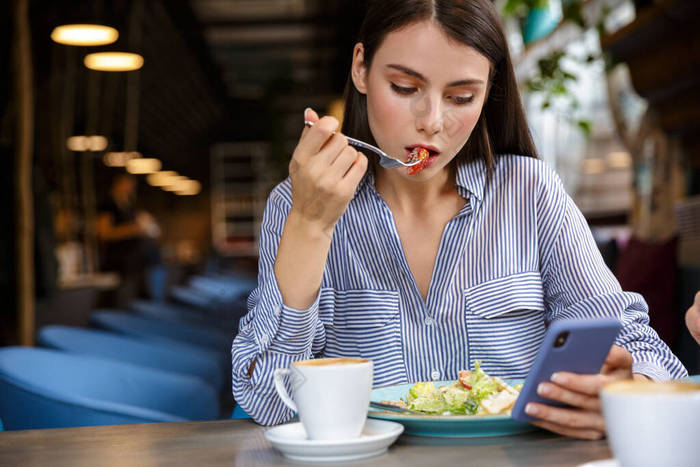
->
xmin=372 ymin=20 xmax=490 ymax=83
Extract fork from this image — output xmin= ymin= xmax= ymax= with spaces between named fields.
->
xmin=369 ymin=401 xmax=425 ymax=415
xmin=303 ymin=120 xmax=421 ymax=169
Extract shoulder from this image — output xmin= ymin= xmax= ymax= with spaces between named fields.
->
xmin=492 ymin=154 xmax=565 ymax=197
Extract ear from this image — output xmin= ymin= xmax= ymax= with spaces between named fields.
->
xmin=350 ymin=42 xmax=368 ymax=95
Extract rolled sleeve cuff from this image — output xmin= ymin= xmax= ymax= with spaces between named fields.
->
xmin=251 ymin=282 xmax=322 ymax=354
xmin=633 ymin=360 xmax=672 ymax=382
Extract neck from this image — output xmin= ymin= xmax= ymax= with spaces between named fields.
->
xmin=375 ymin=166 xmax=455 ymax=215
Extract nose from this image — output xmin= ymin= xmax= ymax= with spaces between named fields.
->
xmin=410 ymin=92 xmax=443 ymax=136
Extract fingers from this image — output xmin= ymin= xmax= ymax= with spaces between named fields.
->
xmin=338 ymin=152 xmax=368 ymax=193
xmin=317 ymin=133 xmax=350 ymax=167
xmin=604 ymin=345 xmax=633 ymax=368
xmin=525 ymin=402 xmax=606 ymax=435
xmin=536 ymin=381 xmax=601 ymax=412
xmin=530 ymin=419 xmax=605 ymax=440
xmin=685 ymin=297 xmax=700 ymax=344
xmin=300 ymin=107 xmax=319 ymax=140
xmin=550 ymin=372 xmax=612 ymax=397
xmin=296 ymin=112 xmax=340 ymax=164
xmin=601 ymin=345 xmax=634 ymax=377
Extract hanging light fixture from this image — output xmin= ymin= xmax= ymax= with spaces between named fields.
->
xmin=51 ymin=24 xmax=119 ymax=46
xmin=103 ymin=151 xmax=141 ymax=167
xmin=147 ymin=171 xmax=178 ymax=187
xmin=66 ymin=135 xmax=108 ymax=151
xmin=126 ymin=157 xmax=161 ymax=174
xmin=162 ymin=176 xmax=187 ymax=191
xmin=175 ymin=180 xmax=202 ymax=196
xmin=84 ymin=52 xmax=143 ymax=71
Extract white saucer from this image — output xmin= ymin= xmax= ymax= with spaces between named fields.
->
xmin=578 ymin=459 xmax=619 ymax=467
xmin=264 ymin=419 xmax=404 ymax=463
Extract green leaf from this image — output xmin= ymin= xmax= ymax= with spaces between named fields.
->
xmin=577 ymin=120 xmax=592 ymax=135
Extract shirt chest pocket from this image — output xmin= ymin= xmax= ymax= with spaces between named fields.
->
xmin=464 ymin=271 xmax=547 ymax=378
xmin=318 ymin=289 xmax=403 ymax=384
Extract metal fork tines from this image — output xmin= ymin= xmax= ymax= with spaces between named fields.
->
xmin=303 ymin=120 xmax=420 ymax=169
xmin=369 ymin=401 xmax=424 ymax=415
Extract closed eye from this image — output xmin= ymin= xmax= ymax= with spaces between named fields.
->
xmin=391 ymin=83 xmax=417 ymax=95
xmin=452 ymin=95 xmax=474 ymax=105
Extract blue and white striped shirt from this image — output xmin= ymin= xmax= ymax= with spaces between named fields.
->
xmin=231 ymin=155 xmax=687 ymax=425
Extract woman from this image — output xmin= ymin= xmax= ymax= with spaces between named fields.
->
xmin=231 ymin=0 xmax=686 ymax=438
xmin=98 ymin=173 xmax=162 ymax=306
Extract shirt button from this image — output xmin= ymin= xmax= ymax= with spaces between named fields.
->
xmin=273 ymin=305 xmax=281 ymax=318
xmin=260 ymin=335 xmax=270 ymax=346
xmin=424 ymin=317 xmax=434 ymax=326
xmin=431 ymin=370 xmax=440 ymax=380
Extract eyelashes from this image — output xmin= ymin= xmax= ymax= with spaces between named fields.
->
xmin=390 ymin=83 xmax=474 ymax=105
xmin=390 ymin=83 xmax=417 ymax=95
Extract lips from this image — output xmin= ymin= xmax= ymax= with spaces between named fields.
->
xmin=405 ymin=144 xmax=440 ymax=157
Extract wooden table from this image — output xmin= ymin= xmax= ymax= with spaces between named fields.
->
xmin=0 ymin=419 xmax=613 ymax=466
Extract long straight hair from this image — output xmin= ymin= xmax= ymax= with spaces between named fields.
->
xmin=340 ymin=0 xmax=537 ymax=178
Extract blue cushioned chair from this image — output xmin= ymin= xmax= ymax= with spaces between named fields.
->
xmin=90 ymin=310 xmax=231 ymax=353
xmin=0 ymin=347 xmax=219 ymax=430
xmin=130 ymin=299 xmax=219 ymax=326
xmin=171 ymin=286 xmax=218 ymax=310
xmin=189 ymin=275 xmax=255 ymax=302
xmin=38 ymin=325 xmax=223 ymax=391
xmin=231 ymin=404 xmax=251 ymax=419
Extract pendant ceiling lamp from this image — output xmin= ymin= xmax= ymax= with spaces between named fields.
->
xmin=84 ymin=52 xmax=144 ymax=71
xmin=51 ymin=24 xmax=118 ymax=46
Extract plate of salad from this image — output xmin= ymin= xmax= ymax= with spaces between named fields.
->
xmin=367 ymin=362 xmax=534 ymax=437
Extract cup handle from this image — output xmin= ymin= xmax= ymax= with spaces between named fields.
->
xmin=273 ymin=368 xmax=298 ymax=413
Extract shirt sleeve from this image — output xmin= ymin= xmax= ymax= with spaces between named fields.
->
xmin=231 ymin=182 xmax=328 ymax=425
xmin=539 ymin=179 xmax=688 ymax=381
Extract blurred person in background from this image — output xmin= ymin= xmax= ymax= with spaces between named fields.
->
xmin=97 ymin=173 xmax=164 ymax=307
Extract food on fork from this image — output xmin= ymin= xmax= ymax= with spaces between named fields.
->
xmin=406 ymin=147 xmax=430 ymax=175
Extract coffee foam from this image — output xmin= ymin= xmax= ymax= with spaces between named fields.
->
xmin=604 ymin=380 xmax=700 ymax=394
xmin=293 ymin=357 xmax=369 ymax=367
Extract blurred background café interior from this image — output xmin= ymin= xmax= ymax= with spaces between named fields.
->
xmin=0 ymin=0 xmax=698 ymax=426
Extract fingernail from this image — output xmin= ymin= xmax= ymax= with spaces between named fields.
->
xmin=304 ymin=107 xmax=312 ymax=120
xmin=537 ymin=383 xmax=550 ymax=396
xmin=551 ymin=373 xmax=567 ymax=385
xmin=525 ymin=403 xmax=539 ymax=416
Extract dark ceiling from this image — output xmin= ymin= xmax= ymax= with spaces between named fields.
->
xmin=188 ymin=0 xmax=367 ymax=143
xmin=29 ymin=0 xmax=367 ymax=192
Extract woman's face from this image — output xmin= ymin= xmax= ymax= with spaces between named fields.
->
xmin=351 ymin=20 xmax=491 ymax=181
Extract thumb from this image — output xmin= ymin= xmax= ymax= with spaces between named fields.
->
xmin=601 ymin=344 xmax=632 ymax=375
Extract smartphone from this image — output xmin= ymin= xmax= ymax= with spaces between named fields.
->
xmin=511 ymin=318 xmax=622 ymax=422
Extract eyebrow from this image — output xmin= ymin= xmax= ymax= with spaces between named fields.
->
xmin=386 ymin=64 xmax=484 ymax=87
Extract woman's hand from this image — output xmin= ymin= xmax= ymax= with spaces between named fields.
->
xmin=685 ymin=291 xmax=700 ymax=346
xmin=289 ymin=108 xmax=368 ymax=237
xmin=525 ymin=345 xmax=640 ymax=440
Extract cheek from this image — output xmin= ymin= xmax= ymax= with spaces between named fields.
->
xmin=450 ymin=106 xmax=482 ymax=144
xmin=366 ymin=85 xmax=408 ymax=141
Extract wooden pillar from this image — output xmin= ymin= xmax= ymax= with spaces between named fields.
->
xmin=14 ymin=0 xmax=35 ymax=346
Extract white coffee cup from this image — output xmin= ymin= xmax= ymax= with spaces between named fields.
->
xmin=601 ymin=379 xmax=700 ymax=467
xmin=273 ymin=357 xmax=373 ymax=440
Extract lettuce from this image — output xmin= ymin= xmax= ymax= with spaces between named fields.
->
xmin=403 ymin=361 xmax=507 ymax=415
xmin=406 ymin=382 xmax=447 ymax=414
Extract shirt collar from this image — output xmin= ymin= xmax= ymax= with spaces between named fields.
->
xmin=455 ymin=159 xmax=487 ymax=202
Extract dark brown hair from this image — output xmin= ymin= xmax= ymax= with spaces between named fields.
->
xmin=341 ymin=0 xmax=537 ymax=177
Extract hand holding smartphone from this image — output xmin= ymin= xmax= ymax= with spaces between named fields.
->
xmin=511 ymin=318 xmax=622 ymax=422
